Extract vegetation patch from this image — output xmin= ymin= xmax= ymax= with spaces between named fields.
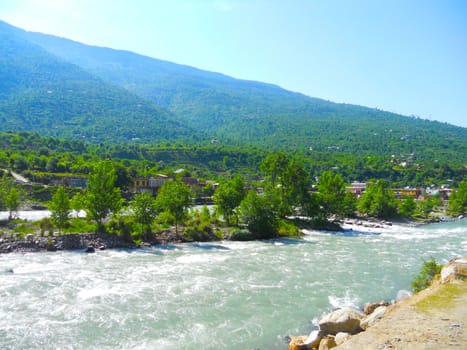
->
xmin=415 ymin=281 xmax=466 ymax=313
xmin=411 ymin=258 xmax=443 ymax=293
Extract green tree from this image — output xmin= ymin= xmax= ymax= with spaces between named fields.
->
xmin=82 ymin=161 xmax=123 ymax=230
xmin=281 ymin=159 xmax=311 ymax=216
xmin=417 ymin=195 xmax=441 ymax=218
xmin=239 ymin=190 xmax=278 ymax=239
xmin=0 ymin=176 xmax=23 ymax=220
xmin=398 ymin=194 xmax=417 ymax=218
xmin=131 ymin=192 xmax=159 ymax=239
xmin=317 ymin=171 xmax=346 ymax=218
xmin=260 ymin=152 xmax=289 ymax=188
xmin=357 ymin=180 xmax=398 ymax=219
xmin=448 ymin=181 xmax=467 ymax=216
xmin=156 ymin=181 xmax=192 ymax=234
xmin=49 ymin=186 xmax=71 ymax=232
xmin=214 ymin=175 xmax=246 ymax=225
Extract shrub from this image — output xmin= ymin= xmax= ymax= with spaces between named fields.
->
xmin=39 ymin=218 xmax=55 ymax=236
xmin=411 ymin=258 xmax=443 ymax=293
xmin=229 ymin=228 xmax=255 ymax=241
xmin=277 ymin=220 xmax=301 ymax=237
xmin=183 ymin=224 xmax=218 ymax=242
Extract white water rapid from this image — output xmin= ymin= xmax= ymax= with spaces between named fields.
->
xmin=1 ymin=220 xmax=466 ymax=349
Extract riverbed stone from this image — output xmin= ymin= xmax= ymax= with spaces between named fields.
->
xmin=288 ymin=335 xmax=312 ymax=350
xmin=318 ymin=336 xmax=336 ymax=350
xmin=334 ymin=332 xmax=352 ymax=345
xmin=304 ymin=329 xmax=323 ymax=348
xmin=364 ymin=300 xmax=389 ymax=315
xmin=318 ymin=308 xmax=365 ymax=335
xmin=360 ymin=305 xmax=388 ymax=330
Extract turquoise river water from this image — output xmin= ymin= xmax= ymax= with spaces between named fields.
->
xmin=1 ymin=220 xmax=466 ymax=349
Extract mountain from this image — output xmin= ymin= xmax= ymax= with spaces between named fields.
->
xmin=0 ymin=20 xmax=195 ymax=143
xmin=0 ymin=19 xmax=466 ymax=163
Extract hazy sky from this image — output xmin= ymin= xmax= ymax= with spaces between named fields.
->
xmin=1 ymin=0 xmax=466 ymax=127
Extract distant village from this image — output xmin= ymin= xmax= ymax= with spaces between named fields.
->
xmin=45 ymin=170 xmax=453 ymax=203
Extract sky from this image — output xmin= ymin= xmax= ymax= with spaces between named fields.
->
xmin=0 ymin=0 xmax=466 ymax=127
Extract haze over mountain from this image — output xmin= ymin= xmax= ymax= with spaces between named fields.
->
xmin=0 ymin=20 xmax=195 ymax=143
xmin=0 ymin=19 xmax=466 ymax=162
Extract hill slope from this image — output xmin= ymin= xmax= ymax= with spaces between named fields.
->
xmin=0 ymin=20 xmax=195 ymax=143
xmin=25 ymin=28 xmax=467 ymax=160
xmin=0 ymin=20 xmax=466 ymax=163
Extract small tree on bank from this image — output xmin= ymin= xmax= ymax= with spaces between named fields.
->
xmin=357 ymin=180 xmax=398 ymax=219
xmin=0 ymin=176 xmax=24 ymax=220
xmin=79 ymin=161 xmax=123 ymax=230
xmin=156 ymin=180 xmax=192 ymax=234
xmin=214 ymin=175 xmax=246 ymax=225
xmin=49 ymin=186 xmax=71 ymax=232
xmin=448 ymin=181 xmax=467 ymax=217
xmin=239 ymin=190 xmax=278 ymax=239
xmin=131 ymin=192 xmax=159 ymax=240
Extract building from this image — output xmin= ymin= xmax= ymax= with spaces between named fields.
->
xmin=345 ymin=182 xmax=367 ymax=196
xmin=130 ymin=174 xmax=170 ymax=195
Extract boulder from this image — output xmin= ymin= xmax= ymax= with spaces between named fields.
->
xmin=304 ymin=329 xmax=323 ymax=348
xmin=318 ymin=336 xmax=337 ymax=350
xmin=84 ymin=246 xmax=95 ymax=253
xmin=363 ymin=300 xmax=389 ymax=315
xmin=360 ymin=305 xmax=387 ymax=330
xmin=318 ymin=308 xmax=365 ymax=335
xmin=288 ymin=336 xmax=313 ymax=350
xmin=334 ymin=332 xmax=352 ymax=345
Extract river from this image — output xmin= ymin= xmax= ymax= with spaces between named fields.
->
xmin=0 ymin=220 xmax=466 ymax=349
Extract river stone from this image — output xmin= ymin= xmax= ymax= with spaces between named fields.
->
xmin=85 ymin=246 xmax=95 ymax=253
xmin=334 ymin=332 xmax=352 ymax=345
xmin=304 ymin=329 xmax=323 ymax=348
xmin=360 ymin=305 xmax=387 ymax=330
xmin=318 ymin=336 xmax=336 ymax=350
xmin=288 ymin=335 xmax=312 ymax=350
xmin=364 ymin=300 xmax=389 ymax=315
xmin=318 ymin=308 xmax=364 ymax=335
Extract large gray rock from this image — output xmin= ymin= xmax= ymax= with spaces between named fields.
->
xmin=334 ymin=332 xmax=352 ymax=346
xmin=318 ymin=308 xmax=365 ymax=335
xmin=360 ymin=305 xmax=387 ymax=330
xmin=318 ymin=336 xmax=337 ymax=350
xmin=304 ymin=329 xmax=323 ymax=348
xmin=363 ymin=300 xmax=389 ymax=315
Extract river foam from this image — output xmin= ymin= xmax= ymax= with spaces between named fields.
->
xmin=0 ymin=219 xmax=466 ymax=349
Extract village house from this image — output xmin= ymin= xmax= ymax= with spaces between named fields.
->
xmin=130 ymin=174 xmax=170 ymax=196
xmin=393 ymin=187 xmax=423 ymax=200
xmin=345 ymin=182 xmax=367 ymax=197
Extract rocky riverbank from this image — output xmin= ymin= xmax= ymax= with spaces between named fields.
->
xmin=0 ymin=232 xmax=137 ymax=253
xmin=287 ymin=257 xmax=467 ymax=350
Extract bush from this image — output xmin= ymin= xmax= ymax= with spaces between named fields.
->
xmin=39 ymin=218 xmax=54 ymax=236
xmin=63 ymin=218 xmax=96 ymax=234
xmin=277 ymin=220 xmax=300 ymax=237
xmin=229 ymin=228 xmax=255 ymax=241
xmin=411 ymin=258 xmax=443 ymax=293
xmin=183 ymin=224 xmax=219 ymax=242
xmin=107 ymin=215 xmax=136 ymax=243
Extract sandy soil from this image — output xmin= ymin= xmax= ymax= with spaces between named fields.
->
xmin=335 ymin=279 xmax=467 ymax=350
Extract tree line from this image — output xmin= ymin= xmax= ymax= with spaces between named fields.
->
xmin=2 ymin=153 xmax=464 ymax=243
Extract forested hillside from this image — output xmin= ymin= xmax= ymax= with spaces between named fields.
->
xmin=0 ymin=21 xmax=195 ymax=143
xmin=1 ymin=132 xmax=465 ymax=187
xmin=0 ymin=20 xmax=466 ymax=165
